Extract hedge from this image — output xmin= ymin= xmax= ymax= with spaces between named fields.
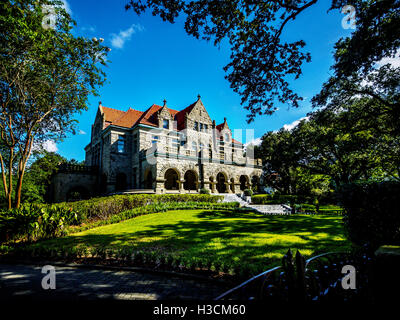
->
xmin=339 ymin=181 xmax=400 ymax=247
xmin=0 ymin=194 xmax=224 ymax=244
xmin=251 ymin=194 xmax=312 ymax=205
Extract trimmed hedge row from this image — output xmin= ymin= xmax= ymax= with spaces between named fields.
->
xmin=67 ymin=202 xmax=240 ymax=234
xmin=52 ymin=194 xmax=223 ymax=223
xmin=251 ymin=194 xmax=313 ymax=205
xmin=339 ymin=181 xmax=400 ymax=247
xmin=0 ymin=194 xmax=224 ymax=244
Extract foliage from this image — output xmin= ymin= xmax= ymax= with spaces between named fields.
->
xmin=256 ymin=96 xmax=400 ymax=196
xmin=126 ymin=0 xmax=399 ymax=122
xmin=243 ymin=188 xmax=253 ymax=197
xmin=252 ymin=194 xmax=308 ymax=205
xmin=199 ymin=187 xmax=210 ymax=194
xmin=313 ymin=0 xmax=400 ymax=119
xmin=0 ymin=204 xmax=77 ymax=242
xmin=0 ymin=0 xmax=109 ymax=208
xmin=339 ymin=181 xmax=400 ymax=247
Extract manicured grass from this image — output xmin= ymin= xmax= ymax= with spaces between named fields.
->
xmin=26 ymin=209 xmax=351 ymax=273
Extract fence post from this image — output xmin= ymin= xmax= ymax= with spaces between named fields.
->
xmin=295 ymin=250 xmax=306 ymax=301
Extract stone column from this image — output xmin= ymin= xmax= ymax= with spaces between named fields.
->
xmin=155 ymin=179 xmax=165 ymax=193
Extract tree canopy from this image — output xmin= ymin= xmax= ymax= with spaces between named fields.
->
xmin=126 ymin=0 xmax=400 ymax=122
xmin=0 ymin=0 xmax=109 ymax=208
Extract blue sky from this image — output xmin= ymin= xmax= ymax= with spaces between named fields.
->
xmin=54 ymin=0 xmax=353 ymax=161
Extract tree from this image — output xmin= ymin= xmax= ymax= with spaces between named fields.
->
xmin=255 ymin=129 xmax=332 ymax=197
xmin=126 ymin=0 xmax=400 ymax=122
xmin=22 ymin=152 xmax=66 ymax=203
xmin=256 ymin=129 xmax=300 ymax=194
xmin=293 ymin=98 xmax=398 ymax=185
xmin=0 ymin=0 xmax=109 ymax=208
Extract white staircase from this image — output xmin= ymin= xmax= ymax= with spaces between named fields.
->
xmin=222 ymin=193 xmax=291 ymax=215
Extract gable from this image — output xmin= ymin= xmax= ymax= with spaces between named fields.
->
xmin=186 ymin=99 xmax=212 ymax=124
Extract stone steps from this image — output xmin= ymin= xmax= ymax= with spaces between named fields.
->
xmin=222 ymin=194 xmax=291 ymax=215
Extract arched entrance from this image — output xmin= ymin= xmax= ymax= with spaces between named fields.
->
xmin=216 ymin=172 xmax=227 ymax=193
xmin=164 ymin=168 xmax=179 ymax=190
xmin=66 ymin=186 xmax=90 ymax=202
xmin=184 ymin=170 xmax=198 ymax=191
xmin=144 ymin=171 xmax=153 ymax=189
xmin=115 ymin=173 xmax=127 ymax=191
xmin=240 ymin=175 xmax=249 ymax=191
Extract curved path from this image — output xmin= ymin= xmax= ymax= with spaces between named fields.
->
xmin=0 ymin=263 xmax=229 ymax=301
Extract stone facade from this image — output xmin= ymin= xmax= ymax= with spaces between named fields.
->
xmin=53 ymin=96 xmax=262 ymax=201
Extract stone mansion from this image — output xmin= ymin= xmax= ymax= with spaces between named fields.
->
xmin=51 ymin=96 xmax=262 ymax=201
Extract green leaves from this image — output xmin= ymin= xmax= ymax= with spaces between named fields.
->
xmin=0 ymin=0 xmax=109 ymax=207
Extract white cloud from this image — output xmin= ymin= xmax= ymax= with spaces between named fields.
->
xmin=110 ymin=24 xmax=144 ymax=49
xmin=42 ymin=140 xmax=58 ymax=152
xmin=244 ymin=137 xmax=262 ymax=148
xmin=283 ymin=116 xmax=309 ymax=131
xmin=376 ymin=49 xmax=400 ymax=68
xmin=79 ymin=130 xmax=86 ymax=135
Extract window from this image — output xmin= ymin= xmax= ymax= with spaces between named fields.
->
xmin=172 ymin=138 xmax=179 ymax=147
xmin=194 ymin=121 xmax=199 ymax=131
xmin=199 ymin=143 xmax=204 ymax=150
xmin=225 ymin=133 xmax=230 ymax=141
xmin=204 ymin=124 xmax=208 ymax=131
xmin=152 ymin=135 xmax=159 ymax=145
xmin=117 ymin=135 xmax=125 ymax=153
xmin=192 ymin=141 xmax=197 ymax=151
xmin=163 ymin=119 xmax=169 ymax=129
xmin=200 ymin=123 xmax=203 ymax=132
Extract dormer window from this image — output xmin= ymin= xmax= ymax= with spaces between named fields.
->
xmin=163 ymin=119 xmax=169 ymax=129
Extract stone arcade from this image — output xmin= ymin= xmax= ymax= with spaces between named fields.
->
xmin=51 ymin=96 xmax=262 ymax=202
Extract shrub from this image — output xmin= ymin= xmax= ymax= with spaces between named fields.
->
xmin=243 ymin=189 xmax=253 ymax=197
xmin=251 ymin=194 xmax=314 ymax=205
xmin=199 ymin=188 xmax=210 ymax=194
xmin=339 ymin=181 xmax=400 ymax=247
xmin=0 ymin=204 xmax=77 ymax=242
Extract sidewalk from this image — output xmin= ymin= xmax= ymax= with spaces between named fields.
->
xmin=0 ymin=263 xmax=229 ymax=301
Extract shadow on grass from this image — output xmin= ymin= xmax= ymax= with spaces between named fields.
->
xmin=21 ymin=210 xmax=350 ymax=272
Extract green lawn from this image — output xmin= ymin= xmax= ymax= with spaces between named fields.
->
xmin=27 ymin=209 xmax=351 ymax=273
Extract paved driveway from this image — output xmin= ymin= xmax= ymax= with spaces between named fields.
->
xmin=0 ymin=263 xmax=229 ymax=301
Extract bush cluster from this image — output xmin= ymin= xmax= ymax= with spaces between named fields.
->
xmin=0 ymin=204 xmax=77 ymax=242
xmin=339 ymin=181 xmax=400 ymax=247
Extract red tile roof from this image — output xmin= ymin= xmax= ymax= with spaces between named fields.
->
xmin=98 ymin=99 xmax=242 ymax=146
xmin=101 ymin=106 xmax=127 ymax=123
